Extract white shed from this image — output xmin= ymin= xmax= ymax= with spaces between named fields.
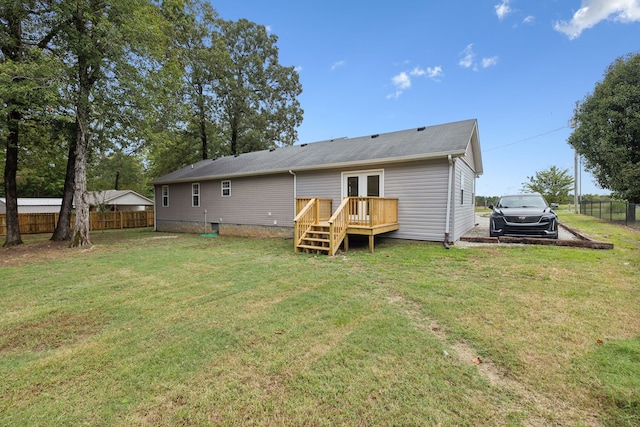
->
xmin=0 ymin=198 xmax=62 ymax=214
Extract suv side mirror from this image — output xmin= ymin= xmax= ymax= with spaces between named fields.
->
xmin=488 ymin=204 xmax=494 ymax=210
xmin=550 ymin=203 xmax=559 ymax=209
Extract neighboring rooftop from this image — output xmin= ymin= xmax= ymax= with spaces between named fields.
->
xmin=0 ymin=198 xmax=62 ymax=206
xmin=86 ymin=190 xmax=153 ymax=206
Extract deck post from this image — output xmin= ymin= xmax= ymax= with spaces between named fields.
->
xmin=329 ymin=222 xmax=334 ymax=255
xmin=344 ymin=234 xmax=349 ymax=252
xmin=369 ymin=235 xmax=374 ymax=253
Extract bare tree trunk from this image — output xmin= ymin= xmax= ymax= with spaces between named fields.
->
xmin=3 ymin=110 xmax=23 ymax=247
xmin=197 ymin=83 xmax=208 ymax=159
xmin=51 ymin=123 xmax=77 ymax=241
xmin=2 ymin=7 xmax=23 ymax=247
xmin=230 ymin=113 xmax=238 ymax=155
xmin=71 ymin=71 xmax=92 ymax=247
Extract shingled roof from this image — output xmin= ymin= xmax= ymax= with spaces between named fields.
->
xmin=152 ymin=119 xmax=482 ymax=185
xmin=86 ymin=190 xmax=153 ymax=206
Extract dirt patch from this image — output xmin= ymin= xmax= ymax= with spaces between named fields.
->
xmin=1 ymin=239 xmax=75 ymax=267
xmin=0 ymin=310 xmax=106 ymax=354
xmin=386 ymin=295 xmax=602 ymax=427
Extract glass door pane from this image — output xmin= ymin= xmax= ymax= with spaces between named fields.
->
xmin=347 ymin=176 xmax=359 ymax=197
xmin=367 ymin=175 xmax=380 ymax=197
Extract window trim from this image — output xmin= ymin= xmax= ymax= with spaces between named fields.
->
xmin=192 ymin=183 xmax=200 ymax=207
xmin=341 ymin=169 xmax=384 ymax=199
xmin=162 ymin=185 xmax=169 ymax=207
xmin=221 ymin=180 xmax=231 ymax=197
xmin=460 ymin=171 xmax=465 ymax=205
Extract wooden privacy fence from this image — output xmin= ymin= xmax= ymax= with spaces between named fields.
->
xmin=0 ymin=211 xmax=154 ymax=235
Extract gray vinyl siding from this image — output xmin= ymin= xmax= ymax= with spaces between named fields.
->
xmin=384 ymin=160 xmax=450 ymax=241
xmin=296 ymin=160 xmax=451 ymax=241
xmin=296 ymin=169 xmax=342 ymax=203
xmin=156 ymin=173 xmax=294 ymax=227
xmin=462 ymin=141 xmax=478 ymax=173
xmin=452 ymin=159 xmax=477 ymax=241
xmin=154 ymin=156 xmax=476 ymax=242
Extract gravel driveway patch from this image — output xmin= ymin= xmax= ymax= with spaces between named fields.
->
xmin=457 ymin=214 xmax=613 ymax=249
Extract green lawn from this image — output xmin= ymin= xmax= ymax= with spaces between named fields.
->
xmin=1 ymin=213 xmax=639 ymax=426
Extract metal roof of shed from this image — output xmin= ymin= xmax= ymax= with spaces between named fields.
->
xmin=0 ymin=198 xmax=62 ymax=206
xmin=152 ymin=119 xmax=482 ymax=185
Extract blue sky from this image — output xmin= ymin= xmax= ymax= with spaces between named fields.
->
xmin=212 ymin=0 xmax=640 ymax=196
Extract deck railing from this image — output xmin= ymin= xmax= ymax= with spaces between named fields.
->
xmin=295 ymin=198 xmax=333 ymax=220
xmin=328 ymin=198 xmax=350 ymax=255
xmin=346 ymin=197 xmax=399 ymax=227
xmin=295 ymin=197 xmax=399 ymax=254
xmin=294 ymin=198 xmax=321 ymax=249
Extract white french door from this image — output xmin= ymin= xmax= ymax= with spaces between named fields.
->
xmin=342 ymin=170 xmax=383 ymax=221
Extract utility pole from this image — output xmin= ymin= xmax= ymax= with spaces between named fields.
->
xmin=570 ymin=102 xmax=579 ymax=213
xmin=574 ymin=152 xmax=579 ymax=213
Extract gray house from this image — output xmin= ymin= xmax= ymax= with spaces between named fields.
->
xmin=152 ymin=119 xmax=483 ymax=253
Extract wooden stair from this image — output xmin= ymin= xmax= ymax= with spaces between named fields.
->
xmin=294 ymin=197 xmax=399 ymax=255
xmin=296 ymin=224 xmax=332 ymax=254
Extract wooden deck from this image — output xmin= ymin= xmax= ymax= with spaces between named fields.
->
xmin=294 ymin=198 xmax=399 ymax=255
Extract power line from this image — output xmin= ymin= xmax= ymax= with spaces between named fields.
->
xmin=483 ymin=126 xmax=568 ymax=152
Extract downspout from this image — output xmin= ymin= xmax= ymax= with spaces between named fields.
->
xmin=153 ymin=186 xmax=157 ymax=231
xmin=444 ymin=155 xmax=454 ymax=249
xmin=289 ymin=170 xmax=297 ymax=218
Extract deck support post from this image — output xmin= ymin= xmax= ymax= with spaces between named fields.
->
xmin=368 ymin=235 xmax=374 ymax=253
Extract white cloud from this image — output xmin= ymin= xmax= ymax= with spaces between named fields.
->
xmin=554 ymin=0 xmax=640 ymax=39
xmin=265 ymin=25 xmax=273 ymax=33
xmin=495 ymin=0 xmax=512 ymax=20
xmin=386 ymin=64 xmax=444 ymax=99
xmin=523 ymin=15 xmax=535 ymax=24
xmin=386 ymin=72 xmax=411 ymax=99
xmin=482 ymin=56 xmax=499 ymax=68
xmin=410 ymin=65 xmax=443 ymax=81
xmin=409 ymin=67 xmax=426 ymax=77
xmin=459 ymin=45 xmax=498 ymax=71
xmin=392 ymin=72 xmax=411 ymax=90
xmin=294 ymin=65 xmax=303 ymax=72
xmin=330 ymin=60 xmax=346 ymax=71
xmin=458 ymin=44 xmax=476 ymax=69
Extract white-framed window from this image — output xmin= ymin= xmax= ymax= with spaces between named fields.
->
xmin=192 ymin=183 xmax=200 ymax=207
xmin=460 ymin=171 xmax=465 ymax=205
xmin=162 ymin=185 xmax=169 ymax=207
xmin=221 ymin=180 xmax=231 ymax=197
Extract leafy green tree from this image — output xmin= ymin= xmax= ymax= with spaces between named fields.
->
xmin=521 ymin=165 xmax=574 ymax=204
xmin=146 ymin=10 xmax=304 ymax=176
xmin=170 ymin=0 xmax=225 ymax=160
xmin=216 ymin=18 xmax=303 ymax=155
xmin=475 ymin=195 xmax=499 ymax=208
xmin=17 ymin=119 xmax=70 ymax=197
xmin=51 ymin=0 xmax=171 ymax=247
xmin=568 ymin=52 xmax=640 ymax=203
xmin=142 ymin=0 xmax=225 ymax=180
xmin=87 ymin=150 xmax=150 ymax=197
xmin=1 ymin=0 xmax=64 ymax=246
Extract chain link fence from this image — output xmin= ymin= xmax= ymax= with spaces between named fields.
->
xmin=580 ymin=200 xmax=640 ymax=229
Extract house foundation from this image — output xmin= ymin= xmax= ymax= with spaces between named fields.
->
xmin=156 ymin=219 xmax=293 ymax=238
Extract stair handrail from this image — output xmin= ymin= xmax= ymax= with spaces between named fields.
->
xmin=327 ymin=197 xmax=350 ymax=256
xmin=294 ymin=198 xmax=318 ymax=251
